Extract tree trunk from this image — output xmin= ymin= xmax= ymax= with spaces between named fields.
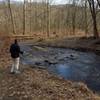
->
xmin=8 ymin=0 xmax=16 ymax=34
xmin=88 ymin=0 xmax=99 ymax=38
xmin=23 ymin=0 xmax=25 ymax=35
xmin=47 ymin=0 xmax=50 ymax=37
xmin=84 ymin=0 xmax=88 ymax=36
xmin=92 ymin=13 xmax=99 ymax=38
xmin=71 ymin=0 xmax=77 ymax=35
xmin=97 ymin=0 xmax=100 ymax=7
xmin=30 ymin=0 xmax=32 ymax=34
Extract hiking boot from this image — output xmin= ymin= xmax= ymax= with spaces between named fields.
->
xmin=10 ymin=71 xmax=15 ymax=74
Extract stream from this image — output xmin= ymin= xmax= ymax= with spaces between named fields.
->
xmin=20 ymin=43 xmax=100 ymax=92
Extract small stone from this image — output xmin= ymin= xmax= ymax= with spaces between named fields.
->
xmin=23 ymin=95 xmax=28 ymax=98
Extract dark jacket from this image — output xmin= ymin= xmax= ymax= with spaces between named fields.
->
xmin=10 ymin=43 xmax=23 ymax=58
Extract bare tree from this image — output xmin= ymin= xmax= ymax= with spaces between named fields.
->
xmin=71 ymin=0 xmax=77 ymax=35
xmin=97 ymin=0 xmax=100 ymax=7
xmin=34 ymin=0 xmax=38 ymax=31
xmin=88 ymin=0 xmax=99 ymax=38
xmin=8 ymin=0 xmax=16 ymax=34
xmin=3 ymin=0 xmax=9 ymax=34
xmin=84 ymin=0 xmax=88 ymax=36
xmin=23 ymin=0 xmax=26 ymax=35
xmin=30 ymin=0 xmax=32 ymax=33
xmin=46 ymin=0 xmax=50 ymax=37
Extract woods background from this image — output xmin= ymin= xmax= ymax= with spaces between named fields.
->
xmin=0 ymin=0 xmax=100 ymax=38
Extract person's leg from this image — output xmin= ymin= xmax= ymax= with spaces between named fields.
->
xmin=11 ymin=58 xmax=15 ymax=73
xmin=15 ymin=57 xmax=20 ymax=73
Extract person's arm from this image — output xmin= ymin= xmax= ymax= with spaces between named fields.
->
xmin=18 ymin=45 xmax=23 ymax=54
xmin=20 ymin=51 xmax=23 ymax=54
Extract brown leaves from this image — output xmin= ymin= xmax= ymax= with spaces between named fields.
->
xmin=0 ymin=62 xmax=100 ymax=100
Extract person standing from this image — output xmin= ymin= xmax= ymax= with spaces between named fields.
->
xmin=10 ymin=39 xmax=23 ymax=74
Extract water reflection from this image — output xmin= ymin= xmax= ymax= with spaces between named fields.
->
xmin=54 ymin=64 xmax=72 ymax=79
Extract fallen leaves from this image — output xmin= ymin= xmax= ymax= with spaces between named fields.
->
xmin=0 ymin=66 xmax=100 ymax=100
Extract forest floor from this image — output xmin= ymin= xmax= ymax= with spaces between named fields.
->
xmin=0 ymin=36 xmax=100 ymax=100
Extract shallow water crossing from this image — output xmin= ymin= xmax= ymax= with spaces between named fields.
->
xmin=20 ymin=43 xmax=100 ymax=92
